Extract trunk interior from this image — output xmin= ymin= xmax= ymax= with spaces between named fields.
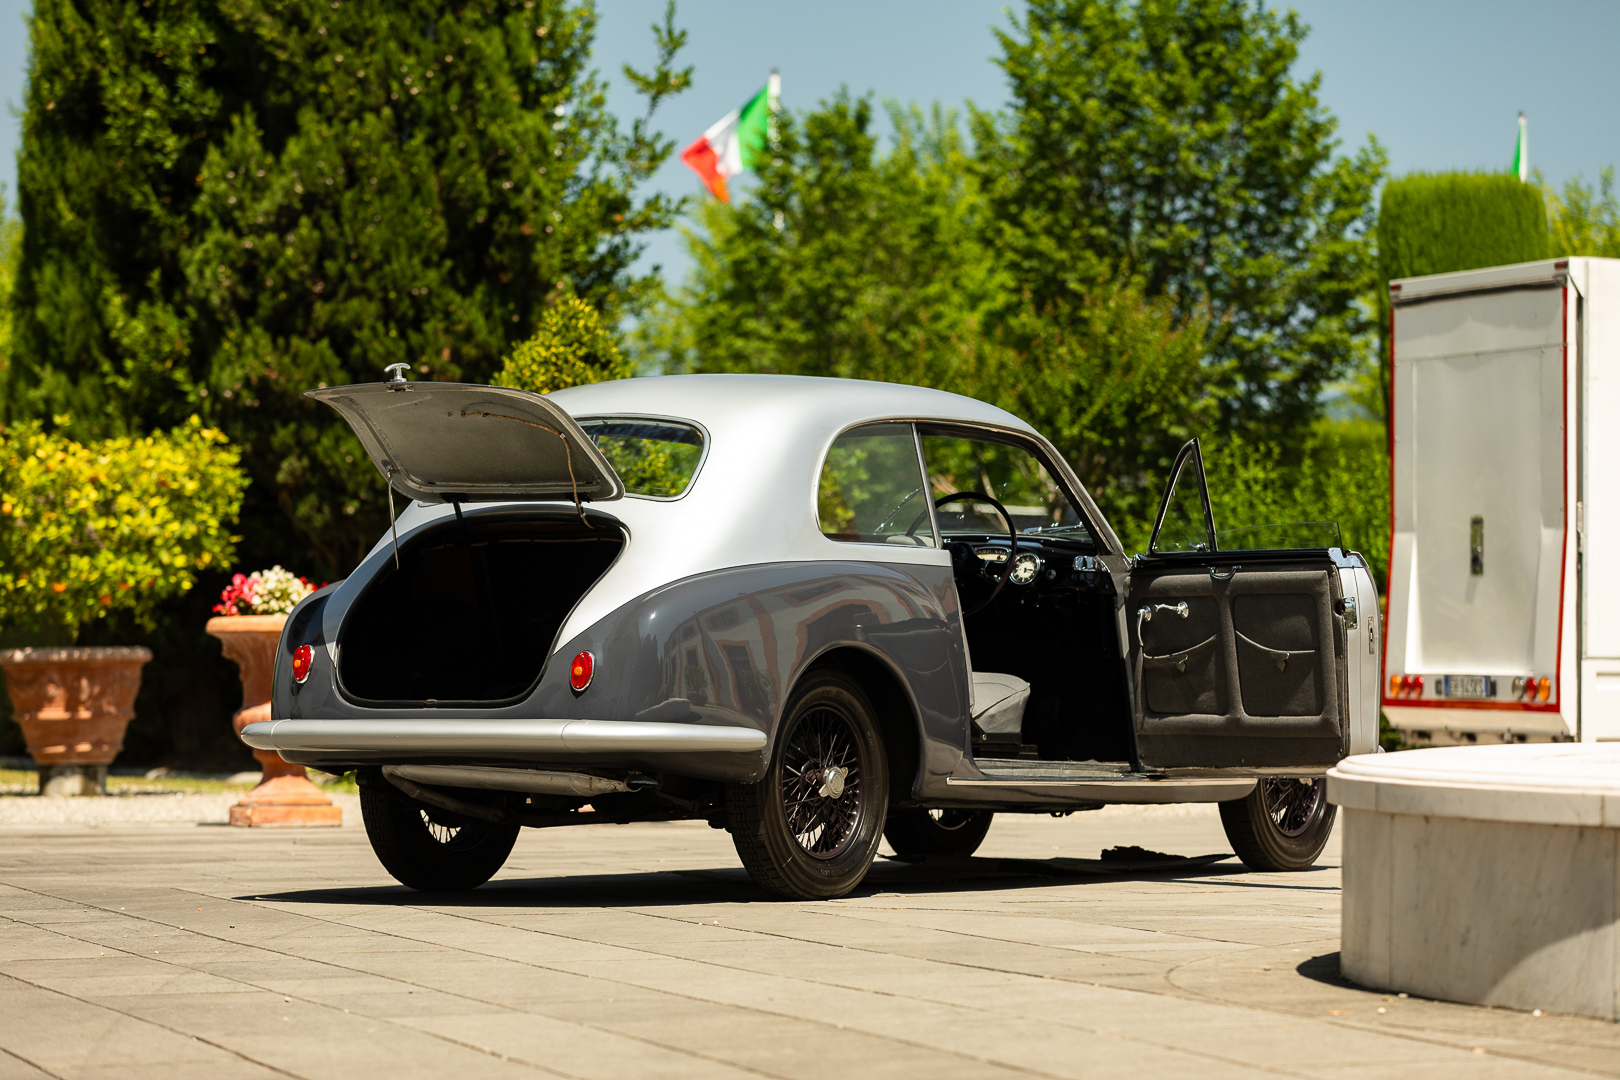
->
xmin=338 ymin=514 xmax=624 ymax=705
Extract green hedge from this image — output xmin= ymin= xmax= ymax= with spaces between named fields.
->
xmin=1378 ymin=172 xmax=1550 ymax=285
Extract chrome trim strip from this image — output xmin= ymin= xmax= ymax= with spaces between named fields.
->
xmin=241 ymin=718 xmax=767 ymax=755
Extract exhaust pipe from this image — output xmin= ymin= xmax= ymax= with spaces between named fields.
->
xmin=381 ymin=764 xmax=646 ymax=798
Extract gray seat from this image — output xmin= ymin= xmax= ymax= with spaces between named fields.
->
xmin=971 ymin=671 xmax=1030 ymax=739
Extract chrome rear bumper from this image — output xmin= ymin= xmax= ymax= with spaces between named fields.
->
xmin=240 ymin=718 xmax=768 ymax=757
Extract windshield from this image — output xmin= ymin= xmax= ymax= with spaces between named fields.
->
xmin=575 ymin=418 xmax=705 ymax=498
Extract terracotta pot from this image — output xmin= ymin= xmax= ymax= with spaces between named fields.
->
xmin=0 ymin=646 xmax=152 ymax=796
xmin=206 ymin=615 xmax=340 ymax=827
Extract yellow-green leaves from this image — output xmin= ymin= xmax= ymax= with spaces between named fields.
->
xmin=493 ymin=296 xmax=631 ymax=395
xmin=0 ymin=417 xmax=246 ymax=644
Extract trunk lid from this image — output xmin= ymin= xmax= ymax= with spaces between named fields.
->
xmin=309 ymin=382 xmax=624 ymax=504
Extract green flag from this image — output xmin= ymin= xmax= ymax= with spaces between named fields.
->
xmin=1512 ymin=111 xmax=1528 ymax=182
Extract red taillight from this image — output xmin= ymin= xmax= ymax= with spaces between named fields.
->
xmin=1388 ymin=674 xmax=1424 ymax=699
xmin=569 ymin=651 xmax=595 ymax=692
xmin=291 ymin=644 xmax=314 ymax=684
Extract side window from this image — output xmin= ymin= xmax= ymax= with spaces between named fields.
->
xmin=817 ymin=423 xmax=935 ymax=546
xmin=920 ymin=432 xmax=1090 ymax=540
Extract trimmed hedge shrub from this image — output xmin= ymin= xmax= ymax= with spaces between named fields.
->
xmin=1378 ymin=172 xmax=1550 ymax=285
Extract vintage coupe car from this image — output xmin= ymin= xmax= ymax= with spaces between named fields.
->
xmin=244 ymin=373 xmax=1380 ymax=899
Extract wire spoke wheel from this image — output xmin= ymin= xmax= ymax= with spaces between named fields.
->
xmin=927 ymin=809 xmax=978 ymax=831
xmin=357 ymin=768 xmax=520 ymax=891
xmin=725 ymin=670 xmax=889 ymax=900
xmin=420 ymin=809 xmax=465 ymax=847
xmin=1219 ymin=774 xmax=1336 ymax=872
xmin=884 ymin=807 xmax=995 ymax=860
xmin=781 ymin=705 xmax=865 ymax=859
xmin=1262 ymin=778 xmax=1326 ymax=838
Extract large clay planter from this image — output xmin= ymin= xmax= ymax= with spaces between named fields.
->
xmin=206 ymin=615 xmax=341 ymax=827
xmin=0 ymin=647 xmax=152 ymax=796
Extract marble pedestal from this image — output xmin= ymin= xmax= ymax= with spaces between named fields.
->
xmin=1329 ymin=744 xmax=1620 ymax=1020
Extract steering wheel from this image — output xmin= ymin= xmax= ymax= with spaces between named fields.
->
xmin=932 ymin=491 xmax=1017 ymax=618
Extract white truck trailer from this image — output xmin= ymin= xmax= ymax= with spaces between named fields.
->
xmin=1384 ymin=256 xmax=1620 ymax=745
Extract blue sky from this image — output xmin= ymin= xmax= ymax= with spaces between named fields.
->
xmin=3 ymin=1 xmax=1617 ymax=283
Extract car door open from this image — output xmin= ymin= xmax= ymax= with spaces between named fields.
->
xmin=1127 ymin=439 xmax=1350 ymax=771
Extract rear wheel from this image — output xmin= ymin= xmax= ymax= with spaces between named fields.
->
xmin=726 ymin=670 xmax=889 ymax=899
xmin=1219 ymin=777 xmax=1335 ymax=871
xmin=884 ymin=809 xmax=994 ymax=860
xmin=357 ymin=768 xmax=520 ymax=891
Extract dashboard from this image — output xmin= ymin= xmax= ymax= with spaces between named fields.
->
xmin=950 ymin=534 xmax=1113 ymax=596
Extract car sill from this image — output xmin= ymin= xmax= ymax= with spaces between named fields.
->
xmin=240 ymin=718 xmax=767 ymax=756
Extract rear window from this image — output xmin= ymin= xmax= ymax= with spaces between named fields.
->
xmin=576 ymin=418 xmax=705 ymax=498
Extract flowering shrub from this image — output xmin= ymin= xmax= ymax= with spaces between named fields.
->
xmin=213 ymin=566 xmax=319 ymax=616
xmin=0 ymin=417 xmax=246 ymax=644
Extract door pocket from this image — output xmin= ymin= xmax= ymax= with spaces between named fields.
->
xmin=1232 ymin=592 xmax=1324 ymax=718
xmin=1143 ymin=634 xmax=1219 ymax=674
xmin=1233 ymin=631 xmax=1316 ymax=673
xmin=1140 ymin=593 xmax=1224 ymax=716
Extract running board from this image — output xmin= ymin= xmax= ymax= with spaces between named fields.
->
xmin=945 ymin=775 xmax=1255 ymax=804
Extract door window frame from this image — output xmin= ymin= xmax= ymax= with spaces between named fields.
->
xmin=1147 ymin=438 xmax=1219 ymax=556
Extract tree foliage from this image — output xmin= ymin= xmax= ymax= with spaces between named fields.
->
xmin=0 ymin=417 xmax=245 ymax=646
xmin=1544 ymin=167 xmax=1620 ymax=259
xmin=494 ymin=294 xmax=631 ymax=394
xmin=9 ymin=0 xmax=688 ymax=574
xmin=644 ymin=97 xmax=999 ymax=391
xmin=0 ymin=194 xmax=19 ymax=415
xmin=974 ymin=0 xmax=1385 ymax=439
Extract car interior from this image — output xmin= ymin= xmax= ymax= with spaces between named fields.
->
xmin=817 ymin=422 xmax=1136 ymax=767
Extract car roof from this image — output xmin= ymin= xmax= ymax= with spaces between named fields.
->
xmin=547 ymin=374 xmax=1036 ymax=436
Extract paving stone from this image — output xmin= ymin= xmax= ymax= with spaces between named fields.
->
xmin=0 ymin=809 xmax=1610 ymax=1079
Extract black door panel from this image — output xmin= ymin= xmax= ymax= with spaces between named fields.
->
xmin=1129 ymin=560 xmax=1347 ymax=769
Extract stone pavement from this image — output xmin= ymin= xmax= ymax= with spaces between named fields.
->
xmin=1 ymin=803 xmax=1616 ymax=1080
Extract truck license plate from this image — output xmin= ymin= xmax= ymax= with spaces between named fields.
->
xmin=1442 ymin=675 xmax=1492 ymax=699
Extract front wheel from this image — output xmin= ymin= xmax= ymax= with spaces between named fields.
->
xmin=357 ymin=768 xmax=521 ymax=891
xmin=884 ymin=809 xmax=994 ymax=860
xmin=726 ymin=670 xmax=889 ymax=899
xmin=1219 ymin=777 xmax=1336 ymax=871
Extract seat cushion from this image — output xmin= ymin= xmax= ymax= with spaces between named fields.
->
xmin=971 ymin=672 xmax=1030 ymax=737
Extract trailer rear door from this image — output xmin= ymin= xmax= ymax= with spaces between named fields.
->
xmin=1384 ymin=262 xmax=1572 ymax=741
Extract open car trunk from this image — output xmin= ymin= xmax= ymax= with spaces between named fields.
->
xmin=338 ymin=515 xmax=624 ymax=706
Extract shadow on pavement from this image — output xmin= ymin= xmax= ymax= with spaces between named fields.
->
xmin=236 ymin=850 xmax=1241 ymax=908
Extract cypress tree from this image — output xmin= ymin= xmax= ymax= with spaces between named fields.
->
xmin=10 ymin=0 xmax=689 ymax=573
xmin=1377 ymin=171 xmax=1550 ymax=284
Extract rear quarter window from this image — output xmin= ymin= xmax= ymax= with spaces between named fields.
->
xmin=577 ymin=418 xmax=705 ymax=498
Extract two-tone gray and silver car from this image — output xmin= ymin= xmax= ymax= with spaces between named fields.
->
xmin=245 ymin=373 xmax=1381 ymax=899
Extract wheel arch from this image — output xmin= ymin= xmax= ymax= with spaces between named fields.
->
xmin=792 ymin=644 xmax=924 ymax=804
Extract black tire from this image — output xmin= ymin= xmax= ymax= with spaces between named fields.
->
xmin=1219 ymin=777 xmax=1336 ymax=871
xmin=726 ymin=670 xmax=889 ymax=900
xmin=357 ymin=768 xmax=521 ymax=891
xmin=884 ymin=809 xmax=994 ymax=860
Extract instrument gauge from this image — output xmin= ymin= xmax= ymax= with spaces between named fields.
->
xmin=1009 ymin=552 xmax=1043 ymax=585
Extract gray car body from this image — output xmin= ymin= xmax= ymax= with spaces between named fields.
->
xmin=254 ymin=375 xmax=1365 ymax=805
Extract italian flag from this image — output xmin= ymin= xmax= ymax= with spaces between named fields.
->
xmin=681 ymin=72 xmax=780 ymax=202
